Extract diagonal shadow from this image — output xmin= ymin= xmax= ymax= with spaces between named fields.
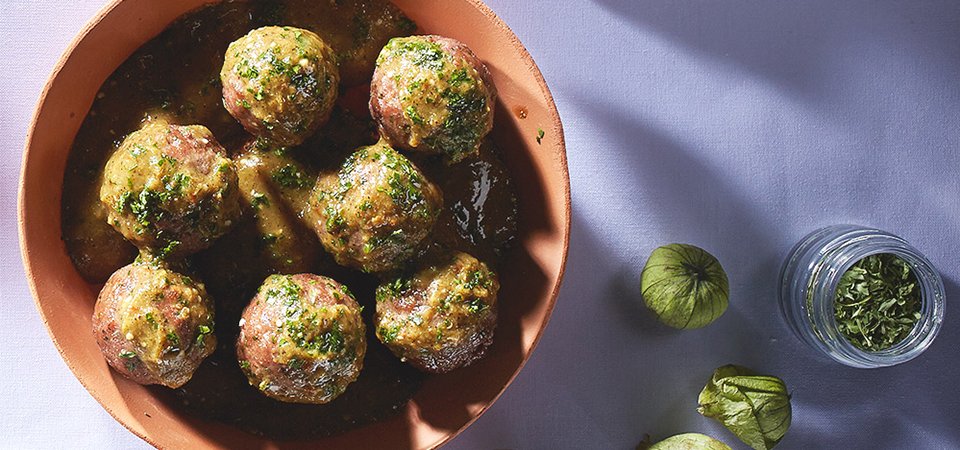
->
xmin=588 ymin=0 xmax=960 ymax=100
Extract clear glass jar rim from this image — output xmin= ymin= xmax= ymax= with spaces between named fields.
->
xmin=811 ymin=234 xmax=945 ymax=366
xmin=780 ymin=224 xmax=946 ymax=368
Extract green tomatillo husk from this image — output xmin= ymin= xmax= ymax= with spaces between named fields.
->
xmin=697 ymin=365 xmax=791 ymax=450
xmin=640 ymin=243 xmax=729 ymax=329
xmin=642 ymin=433 xmax=731 ymax=450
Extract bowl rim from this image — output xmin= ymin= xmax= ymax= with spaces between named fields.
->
xmin=18 ymin=0 xmax=570 ymax=448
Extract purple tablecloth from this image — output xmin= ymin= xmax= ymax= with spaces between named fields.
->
xmin=3 ymin=1 xmax=958 ymax=448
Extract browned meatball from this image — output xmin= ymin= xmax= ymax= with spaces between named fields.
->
xmin=99 ymin=122 xmax=241 ymax=258
xmin=306 ymin=139 xmax=443 ymax=273
xmin=237 ymin=274 xmax=366 ymax=404
xmin=256 ymin=0 xmax=417 ymax=87
xmin=375 ymin=249 xmax=499 ymax=373
xmin=370 ymin=35 xmax=496 ymax=163
xmin=221 ymin=26 xmax=340 ymax=147
xmin=93 ymin=261 xmax=216 ymax=388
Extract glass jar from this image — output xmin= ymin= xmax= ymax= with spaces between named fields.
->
xmin=779 ymin=224 xmax=945 ymax=368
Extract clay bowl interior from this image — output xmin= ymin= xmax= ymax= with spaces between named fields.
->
xmin=19 ymin=0 xmax=569 ymax=448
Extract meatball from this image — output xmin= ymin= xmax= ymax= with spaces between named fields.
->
xmin=255 ymin=0 xmax=417 ymax=87
xmin=221 ymin=26 xmax=340 ymax=147
xmin=370 ymin=35 xmax=497 ymax=163
xmin=93 ymin=261 xmax=216 ymax=388
xmin=237 ymin=274 xmax=366 ymax=404
xmin=306 ymin=139 xmax=443 ymax=273
xmin=374 ymin=249 xmax=499 ymax=373
xmin=99 ymin=122 xmax=240 ymax=258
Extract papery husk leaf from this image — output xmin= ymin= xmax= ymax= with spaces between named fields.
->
xmin=697 ymin=365 xmax=791 ymax=450
xmin=647 ymin=433 xmax=732 ymax=450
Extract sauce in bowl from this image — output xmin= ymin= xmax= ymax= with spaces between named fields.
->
xmin=60 ymin=0 xmax=518 ymax=439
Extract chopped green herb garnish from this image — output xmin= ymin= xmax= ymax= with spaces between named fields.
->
xmin=248 ymin=87 xmax=266 ymax=101
xmin=536 ymin=128 xmax=545 ymax=144
xmin=404 ymin=105 xmax=425 ymax=125
xmin=285 ymin=319 xmax=345 ymax=354
xmin=250 ymin=191 xmax=270 ymax=209
xmin=157 ymin=240 xmax=181 ymax=259
xmin=448 ymin=68 xmax=472 ymax=86
xmin=463 ymin=268 xmax=493 ymax=290
xmin=161 ymin=172 xmax=190 ymax=195
xmin=834 ymin=253 xmax=922 ymax=352
xmin=378 ymin=325 xmax=401 ymax=344
xmin=364 ymin=229 xmax=406 ymax=255
xmin=271 ymin=164 xmax=311 ymax=189
xmin=235 ymin=57 xmax=260 ymax=79
xmin=381 ymin=38 xmax=445 ymax=71
xmin=196 ymin=324 xmax=213 ymax=346
xmin=377 ymin=150 xmax=425 ymax=210
xmin=465 ymin=297 xmax=489 ymax=314
xmin=166 ymin=331 xmax=181 ymax=348
xmin=324 ymin=206 xmax=346 ymax=231
xmin=264 ymin=275 xmax=301 ymax=311
xmin=116 ymin=189 xmax=169 ymax=230
xmin=157 ymin=154 xmax=178 ymax=168
xmin=376 ymin=277 xmax=411 ymax=302
xmin=421 ymin=87 xmax=486 ymax=161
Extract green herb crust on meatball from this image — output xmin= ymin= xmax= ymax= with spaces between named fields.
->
xmin=99 ymin=122 xmax=240 ymax=258
xmin=370 ymin=35 xmax=496 ymax=163
xmin=93 ymin=261 xmax=216 ymax=388
xmin=222 ymin=26 xmax=340 ymax=147
xmin=375 ymin=249 xmax=499 ymax=373
xmin=307 ymin=139 xmax=443 ymax=273
xmin=236 ymin=274 xmax=367 ymax=404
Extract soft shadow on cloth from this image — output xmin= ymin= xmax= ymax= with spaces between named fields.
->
xmin=543 ymin=99 xmax=960 ymax=447
xmin=588 ymin=0 xmax=960 ymax=101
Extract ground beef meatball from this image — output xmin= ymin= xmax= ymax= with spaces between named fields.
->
xmin=237 ymin=274 xmax=366 ymax=404
xmin=306 ymin=139 xmax=442 ymax=273
xmin=253 ymin=0 xmax=417 ymax=87
xmin=370 ymin=35 xmax=496 ymax=163
xmin=221 ymin=26 xmax=340 ymax=147
xmin=99 ymin=122 xmax=240 ymax=258
xmin=93 ymin=261 xmax=216 ymax=388
xmin=374 ymin=249 xmax=499 ymax=373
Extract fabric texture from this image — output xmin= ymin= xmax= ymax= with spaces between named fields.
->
xmin=1 ymin=1 xmax=958 ymax=448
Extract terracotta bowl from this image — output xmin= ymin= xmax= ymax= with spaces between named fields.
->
xmin=18 ymin=0 xmax=569 ymax=448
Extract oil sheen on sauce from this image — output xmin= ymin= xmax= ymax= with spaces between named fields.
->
xmin=60 ymin=0 xmax=518 ymax=440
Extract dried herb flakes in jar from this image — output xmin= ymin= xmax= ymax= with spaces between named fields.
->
xmin=834 ymin=253 xmax=922 ymax=352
